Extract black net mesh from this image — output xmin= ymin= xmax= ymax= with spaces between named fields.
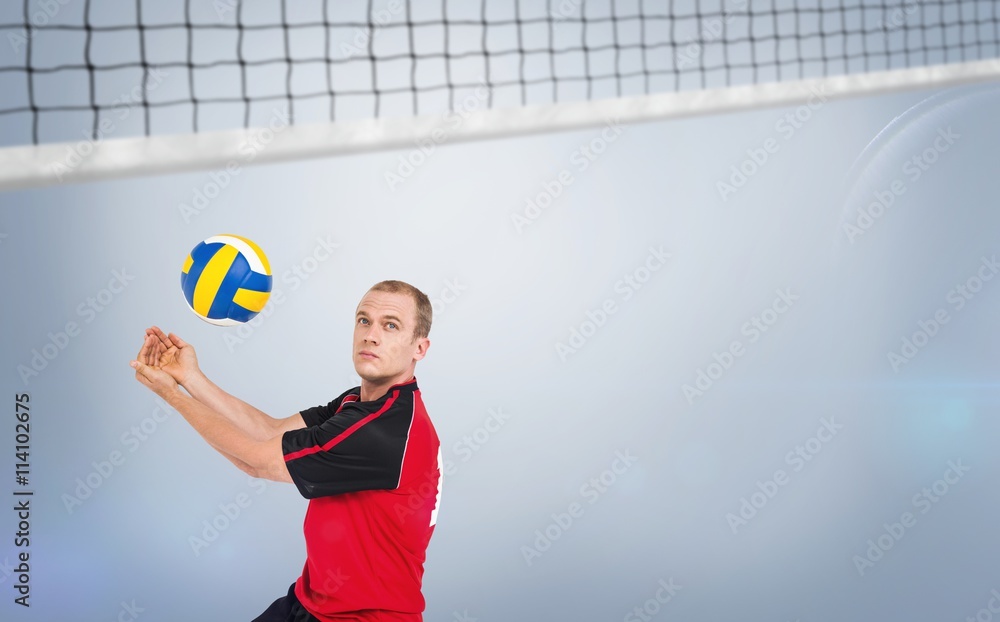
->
xmin=0 ymin=0 xmax=997 ymax=147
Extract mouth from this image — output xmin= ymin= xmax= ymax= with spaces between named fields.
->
xmin=358 ymin=351 xmax=378 ymax=360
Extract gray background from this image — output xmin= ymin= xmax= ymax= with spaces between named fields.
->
xmin=2 ymin=2 xmax=1000 ymax=621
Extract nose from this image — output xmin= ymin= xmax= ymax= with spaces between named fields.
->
xmin=363 ymin=324 xmax=380 ymax=346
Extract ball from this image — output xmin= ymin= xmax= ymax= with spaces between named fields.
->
xmin=180 ymin=234 xmax=272 ymax=326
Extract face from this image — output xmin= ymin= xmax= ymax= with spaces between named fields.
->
xmin=353 ymin=290 xmax=429 ymax=383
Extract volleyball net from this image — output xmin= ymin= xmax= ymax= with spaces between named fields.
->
xmin=1 ymin=0 xmax=998 ymax=190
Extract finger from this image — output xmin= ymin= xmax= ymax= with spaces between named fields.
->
xmin=130 ymin=360 xmax=151 ymax=385
xmin=152 ymin=338 xmax=161 ymax=367
xmin=137 ymin=334 xmax=151 ymax=364
xmin=146 ymin=335 xmax=157 ymax=366
xmin=151 ymin=326 xmax=173 ymax=351
xmin=168 ymin=332 xmax=190 ymax=349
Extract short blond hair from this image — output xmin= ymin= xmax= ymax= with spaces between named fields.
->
xmin=367 ymin=280 xmax=432 ymax=340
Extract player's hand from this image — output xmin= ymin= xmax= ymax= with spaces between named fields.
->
xmin=147 ymin=326 xmax=200 ymax=387
xmin=131 ymin=336 xmax=179 ymax=398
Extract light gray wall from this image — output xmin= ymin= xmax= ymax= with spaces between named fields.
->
xmin=1 ymin=1 xmax=999 ymax=620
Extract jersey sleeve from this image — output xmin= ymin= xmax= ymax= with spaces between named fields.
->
xmin=298 ymin=387 xmax=359 ymax=428
xmin=281 ymin=399 xmax=413 ymax=499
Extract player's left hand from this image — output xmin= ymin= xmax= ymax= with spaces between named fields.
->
xmin=131 ymin=333 xmax=179 ymax=398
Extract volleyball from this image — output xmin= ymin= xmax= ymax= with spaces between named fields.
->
xmin=180 ymin=234 xmax=273 ymax=326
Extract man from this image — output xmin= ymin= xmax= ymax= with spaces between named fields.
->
xmin=130 ymin=280 xmax=442 ymax=621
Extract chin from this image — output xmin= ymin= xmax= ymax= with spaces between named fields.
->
xmin=354 ymin=359 xmax=376 ymax=372
xmin=354 ymin=360 xmax=381 ymax=378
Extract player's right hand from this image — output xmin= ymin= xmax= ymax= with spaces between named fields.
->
xmin=147 ymin=325 xmax=200 ymax=387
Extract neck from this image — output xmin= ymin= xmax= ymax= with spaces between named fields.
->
xmin=360 ymin=371 xmax=414 ymax=402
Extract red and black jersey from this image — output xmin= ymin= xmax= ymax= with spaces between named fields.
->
xmin=281 ymin=377 xmax=442 ymax=621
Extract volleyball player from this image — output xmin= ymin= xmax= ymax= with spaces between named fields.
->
xmin=130 ymin=280 xmax=442 ymax=621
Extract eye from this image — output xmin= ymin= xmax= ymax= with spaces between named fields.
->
xmin=387 ymin=322 xmax=397 ymax=330
xmin=358 ymin=317 xmax=369 ymax=325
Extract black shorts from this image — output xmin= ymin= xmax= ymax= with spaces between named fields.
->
xmin=252 ymin=583 xmax=320 ymax=622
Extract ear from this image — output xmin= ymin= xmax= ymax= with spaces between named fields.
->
xmin=412 ymin=337 xmax=430 ymax=362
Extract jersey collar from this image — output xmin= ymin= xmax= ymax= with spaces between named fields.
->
xmin=353 ymin=376 xmax=419 ymax=403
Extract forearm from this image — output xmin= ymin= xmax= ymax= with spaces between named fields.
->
xmin=163 ymin=387 xmax=291 ymax=483
xmin=181 ymin=371 xmax=279 ymax=441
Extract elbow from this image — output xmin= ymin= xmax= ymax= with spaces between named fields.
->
xmin=262 ymin=460 xmax=293 ymax=484
xmin=247 ymin=453 xmax=292 ymax=484
xmin=235 ymin=460 xmax=259 ymax=479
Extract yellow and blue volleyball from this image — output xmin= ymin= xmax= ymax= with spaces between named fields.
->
xmin=180 ymin=234 xmax=272 ymax=326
